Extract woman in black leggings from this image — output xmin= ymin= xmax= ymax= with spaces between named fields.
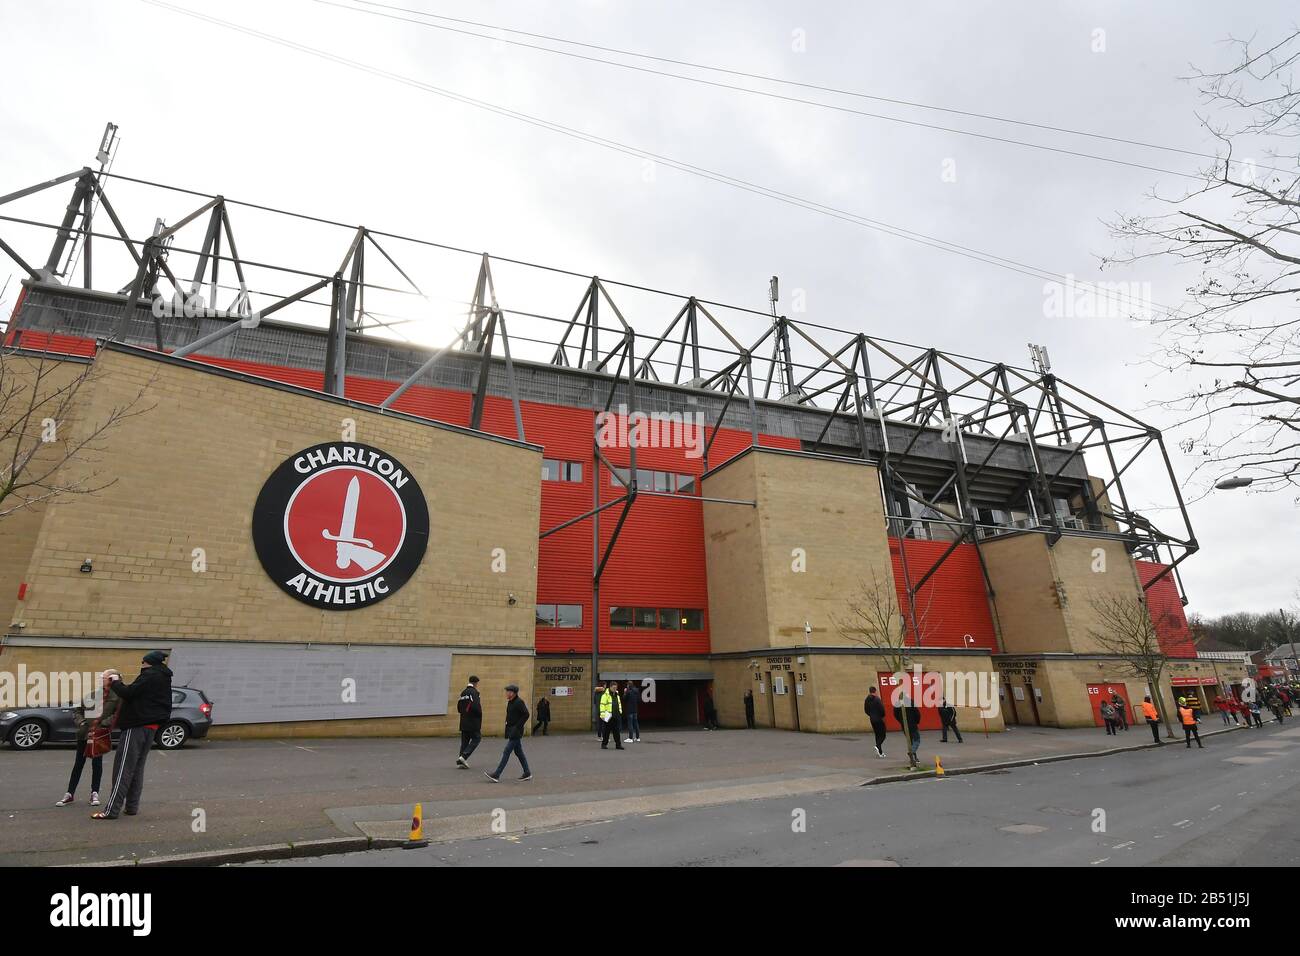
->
xmin=56 ymin=670 xmax=120 ymax=808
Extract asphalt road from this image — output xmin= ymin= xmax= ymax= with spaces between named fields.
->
xmin=263 ymin=722 xmax=1300 ymax=867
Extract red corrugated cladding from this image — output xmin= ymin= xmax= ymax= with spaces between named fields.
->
xmin=889 ymin=538 xmax=998 ymax=650
xmin=1136 ymin=560 xmax=1196 ymax=659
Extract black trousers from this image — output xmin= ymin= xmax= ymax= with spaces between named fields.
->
xmin=941 ymin=716 xmax=963 ymax=743
xmin=745 ymin=708 xmax=755 ymax=729
xmin=67 ymin=746 xmax=104 ymax=795
xmin=1147 ymin=718 xmax=1161 ymax=743
xmin=870 ymin=719 xmax=887 ymax=752
xmin=459 ymin=726 xmax=482 ymax=759
xmin=601 ymin=715 xmax=623 ymax=748
xmin=532 ymin=719 xmax=549 ymax=735
xmin=1183 ymin=724 xmax=1202 ymax=747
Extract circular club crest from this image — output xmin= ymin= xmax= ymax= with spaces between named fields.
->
xmin=253 ymin=443 xmax=428 ymax=610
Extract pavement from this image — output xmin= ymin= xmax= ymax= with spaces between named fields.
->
xmin=262 ymin=721 xmax=1300 ymax=868
xmin=0 ymin=716 xmax=1272 ymax=866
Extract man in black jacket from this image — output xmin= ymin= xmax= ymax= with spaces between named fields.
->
xmin=622 ymin=681 xmax=641 ymax=743
xmin=938 ymin=697 xmax=964 ymax=743
xmin=94 ymin=650 xmax=172 ymax=820
xmin=864 ymin=686 xmax=887 ymax=757
xmin=892 ymin=693 xmax=922 ymax=760
xmin=533 ymin=696 xmax=551 ymax=736
xmin=485 ymin=684 xmax=532 ymax=782
xmin=456 ymin=676 xmax=483 ymax=768
xmin=744 ymin=689 xmax=756 ymax=729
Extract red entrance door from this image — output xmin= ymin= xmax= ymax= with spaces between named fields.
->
xmin=876 ymin=671 xmax=942 ymax=730
xmin=1087 ymin=683 xmax=1132 ymax=727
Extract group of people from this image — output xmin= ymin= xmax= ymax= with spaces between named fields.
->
xmin=453 ymin=676 xmax=657 ymax=782
xmin=593 ymin=680 xmax=643 ymax=748
xmin=860 ymin=687 xmax=964 ymax=760
xmin=1099 ymin=693 xmax=1130 ymax=734
xmin=55 ymin=651 xmax=174 ymax=819
xmin=455 ymin=676 xmax=534 ymax=782
xmin=1213 ymin=686 xmax=1292 ymax=728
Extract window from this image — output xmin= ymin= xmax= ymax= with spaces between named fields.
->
xmin=676 ymin=473 xmax=696 ymax=494
xmin=538 ymin=604 xmax=584 ymax=628
xmin=654 ymin=471 xmax=673 ymax=492
xmin=636 ymin=469 xmax=655 ymax=489
xmin=610 ymin=606 xmax=703 ymax=630
xmin=543 ymin=459 xmax=583 ymax=482
xmin=609 ymin=467 xmax=631 ymax=488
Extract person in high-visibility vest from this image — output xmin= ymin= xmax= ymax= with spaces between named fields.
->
xmin=1141 ymin=695 xmax=1161 ymax=744
xmin=1178 ymin=697 xmax=1203 ymax=749
xmin=599 ymin=681 xmax=625 ymax=750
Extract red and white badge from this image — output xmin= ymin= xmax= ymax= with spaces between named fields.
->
xmin=253 ymin=443 xmax=428 ymax=610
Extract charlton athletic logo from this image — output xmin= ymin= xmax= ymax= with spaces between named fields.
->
xmin=252 ymin=443 xmax=429 ymax=610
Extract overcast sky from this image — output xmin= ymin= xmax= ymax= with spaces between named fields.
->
xmin=1 ymin=0 xmax=1296 ymax=617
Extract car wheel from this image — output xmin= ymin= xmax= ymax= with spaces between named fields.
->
xmin=156 ymin=722 xmax=188 ymax=750
xmin=8 ymin=719 xmax=47 ymax=750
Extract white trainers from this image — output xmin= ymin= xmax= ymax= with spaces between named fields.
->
xmin=624 ymin=738 xmax=634 ymax=743
xmin=90 ymin=792 xmax=101 ymax=806
xmin=55 ymin=793 xmax=74 ymax=807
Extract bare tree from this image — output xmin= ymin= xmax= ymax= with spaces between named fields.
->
xmin=835 ymin=568 xmax=933 ymax=769
xmin=0 ymin=346 xmax=153 ymax=518
xmin=1087 ymin=591 xmax=1177 ymax=739
xmin=1107 ymin=30 xmax=1300 ymax=497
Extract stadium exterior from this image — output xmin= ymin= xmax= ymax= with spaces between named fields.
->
xmin=0 ymin=165 xmax=1237 ymax=737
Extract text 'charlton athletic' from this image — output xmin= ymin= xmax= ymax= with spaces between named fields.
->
xmin=252 ymin=442 xmax=429 ymax=610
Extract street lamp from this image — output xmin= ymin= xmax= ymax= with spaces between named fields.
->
xmin=1214 ymin=476 xmax=1254 ymax=490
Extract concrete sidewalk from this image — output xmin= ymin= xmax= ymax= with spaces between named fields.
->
xmin=0 ymin=718 xmax=1263 ymax=866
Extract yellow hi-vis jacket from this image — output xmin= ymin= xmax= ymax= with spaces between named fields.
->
xmin=599 ymin=689 xmax=621 ymax=721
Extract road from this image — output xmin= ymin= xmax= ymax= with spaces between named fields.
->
xmin=262 ymin=722 xmax=1300 ymax=867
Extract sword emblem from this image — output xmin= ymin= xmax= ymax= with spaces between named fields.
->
xmin=322 ymin=475 xmax=387 ymax=571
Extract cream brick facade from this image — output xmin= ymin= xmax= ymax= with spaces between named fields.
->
xmin=2 ymin=346 xmax=542 ymax=737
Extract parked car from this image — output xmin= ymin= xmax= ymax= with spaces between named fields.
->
xmin=1 ymin=687 xmax=212 ymax=751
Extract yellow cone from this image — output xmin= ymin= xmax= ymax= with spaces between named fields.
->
xmin=409 ymin=802 xmax=424 ymax=842
xmin=935 ymin=756 xmax=944 ymax=776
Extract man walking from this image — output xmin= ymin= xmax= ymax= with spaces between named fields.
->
xmin=1178 ymin=696 xmax=1203 ymax=749
xmin=532 ymin=694 xmax=551 ymax=736
xmin=744 ymin=689 xmax=756 ymax=729
xmin=864 ymin=685 xmax=887 ymax=758
xmin=485 ymin=684 xmax=532 ymax=782
xmin=92 ymin=650 xmax=172 ymax=821
xmin=623 ymin=681 xmax=641 ymax=743
xmin=892 ymin=692 xmax=921 ymax=760
xmin=938 ymin=698 xmax=964 ymax=743
xmin=1141 ymin=695 xmax=1162 ymax=744
xmin=600 ymin=681 xmax=625 ymax=750
xmin=456 ymin=676 xmax=483 ymax=768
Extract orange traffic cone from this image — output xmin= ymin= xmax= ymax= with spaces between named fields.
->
xmin=407 ymin=802 xmax=428 ymax=847
xmin=935 ymin=756 xmax=944 ymax=776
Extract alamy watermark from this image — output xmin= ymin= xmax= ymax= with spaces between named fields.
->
xmin=1 ymin=667 xmax=99 ymax=712
xmin=1042 ymin=274 xmax=1152 ymax=322
xmin=883 ymin=664 xmax=1000 ymax=718
xmin=595 ymin=403 xmax=706 ymax=459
